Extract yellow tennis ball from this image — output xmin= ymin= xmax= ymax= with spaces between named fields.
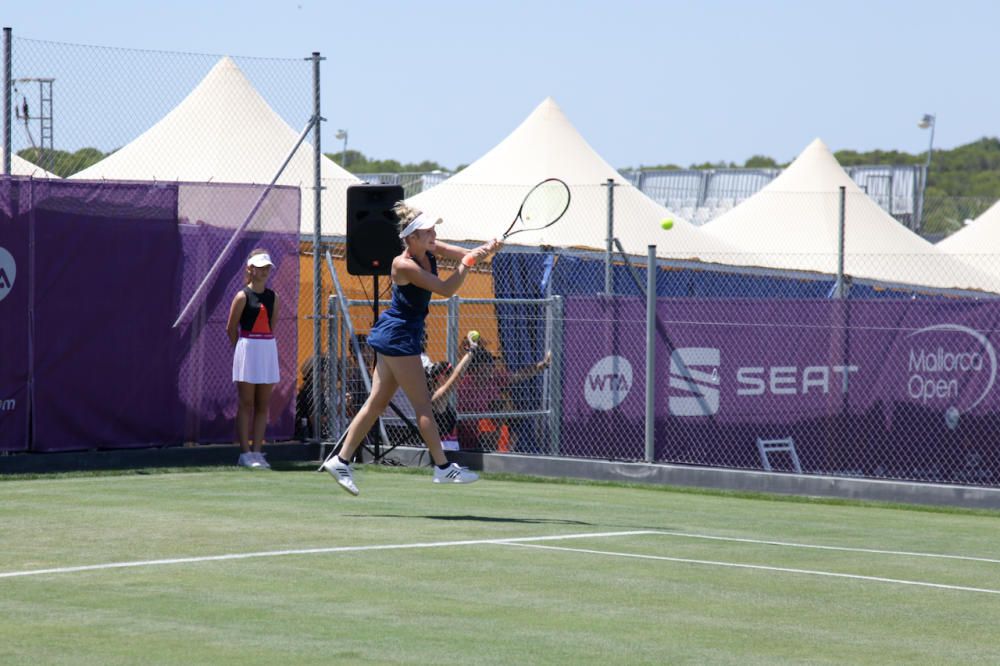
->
xmin=661 ymin=219 xmax=674 ymax=230
xmin=468 ymin=330 xmax=481 ymax=343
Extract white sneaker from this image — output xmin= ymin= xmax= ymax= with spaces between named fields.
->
xmin=322 ymin=458 xmax=359 ymax=496
xmin=253 ymin=452 xmax=271 ymax=469
xmin=433 ymin=463 xmax=479 ymax=484
xmin=238 ymin=452 xmax=261 ymax=468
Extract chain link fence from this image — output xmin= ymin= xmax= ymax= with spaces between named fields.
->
xmin=345 ymin=170 xmax=998 ymax=240
xmin=319 ymin=187 xmax=1000 ymax=488
xmin=8 ymin=36 xmax=311 ymax=175
xmin=922 ymin=196 xmax=997 ymax=237
xmin=3 ymin=32 xmax=330 ymax=451
xmin=6 ymin=31 xmax=1000 ymax=489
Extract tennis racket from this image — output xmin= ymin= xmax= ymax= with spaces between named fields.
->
xmin=502 ymin=178 xmax=571 ymax=239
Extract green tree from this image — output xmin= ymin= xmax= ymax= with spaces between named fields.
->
xmin=325 ymin=150 xmax=448 ymax=174
xmin=689 ymin=160 xmax=736 ymax=170
xmin=743 ymin=155 xmax=779 ymax=168
xmin=834 ymin=149 xmax=920 ymax=167
xmin=17 ymin=146 xmax=107 ymax=177
xmin=632 ymin=163 xmax=681 ymax=171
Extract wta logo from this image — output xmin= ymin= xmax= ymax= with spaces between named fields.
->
xmin=584 ymin=356 xmax=633 ymax=410
xmin=669 ymin=347 xmax=720 ymax=416
xmin=0 ymin=246 xmax=14 ymax=303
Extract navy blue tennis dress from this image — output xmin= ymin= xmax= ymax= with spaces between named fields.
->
xmin=367 ymin=253 xmax=436 ymax=357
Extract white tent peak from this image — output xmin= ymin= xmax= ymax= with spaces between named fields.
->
xmin=213 ymin=54 xmax=238 ymax=71
xmin=937 ymin=199 xmax=1000 ymax=254
xmin=760 ymin=138 xmax=863 ymax=195
xmin=935 ymin=198 xmax=1000 ymax=282
xmin=408 ymin=98 xmax=739 ymax=262
xmin=71 ymin=55 xmax=359 ymax=234
xmin=447 ymin=96 xmax=623 ymax=186
xmin=702 ymin=138 xmax=997 ymax=292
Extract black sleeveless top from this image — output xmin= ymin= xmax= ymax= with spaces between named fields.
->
xmin=239 ymin=287 xmax=275 ymax=338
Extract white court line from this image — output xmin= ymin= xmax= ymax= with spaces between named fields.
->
xmin=656 ymin=531 xmax=1000 ymax=565
xmin=502 ymin=542 xmax=1000 ymax=596
xmin=0 ymin=530 xmax=655 ymax=580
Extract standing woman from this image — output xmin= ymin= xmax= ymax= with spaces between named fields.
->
xmin=322 ymin=203 xmax=500 ymax=495
xmin=227 ymin=249 xmax=280 ymax=469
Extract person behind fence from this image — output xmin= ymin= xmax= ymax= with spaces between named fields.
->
xmin=478 ymin=390 xmax=514 ymax=452
xmin=343 ymin=334 xmax=382 ymax=457
xmin=457 ymin=344 xmax=551 ymax=451
xmin=321 ymin=203 xmax=501 ymax=495
xmin=380 ymin=337 xmax=476 ymax=449
xmin=227 ymin=249 xmax=280 ymax=469
xmin=426 ymin=338 xmax=477 ymax=441
xmin=344 ymin=334 xmax=376 ymax=416
xmin=295 ymin=355 xmax=326 ymax=441
xmin=295 ymin=335 xmax=374 ymax=442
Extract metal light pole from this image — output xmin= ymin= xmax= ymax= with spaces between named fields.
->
xmin=335 ymin=128 xmax=348 ymax=168
xmin=916 ymin=113 xmax=935 ymax=230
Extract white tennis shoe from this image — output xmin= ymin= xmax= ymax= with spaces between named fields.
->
xmin=433 ymin=463 xmax=479 ymax=484
xmin=253 ymin=452 xmax=271 ymax=469
xmin=322 ymin=458 xmax=359 ymax=496
xmin=237 ymin=452 xmax=261 ymax=468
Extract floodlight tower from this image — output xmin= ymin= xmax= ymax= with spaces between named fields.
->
xmin=13 ymin=77 xmax=54 ymax=172
xmin=916 ymin=113 xmax=936 ymax=230
xmin=336 ymin=128 xmax=348 ymax=168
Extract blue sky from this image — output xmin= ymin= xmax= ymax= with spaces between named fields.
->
xmin=3 ymin=0 xmax=998 ymax=170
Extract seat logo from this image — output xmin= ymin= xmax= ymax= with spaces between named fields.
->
xmin=0 ymin=247 xmax=15 ymax=303
xmin=669 ymin=347 xmax=720 ymax=416
xmin=584 ymin=355 xmax=633 ymax=410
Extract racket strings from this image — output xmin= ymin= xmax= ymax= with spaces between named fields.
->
xmin=520 ymin=184 xmax=571 ymax=226
xmin=506 ymin=179 xmax=571 ymax=238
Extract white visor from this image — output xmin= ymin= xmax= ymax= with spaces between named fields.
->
xmin=399 ymin=212 xmax=441 ymax=238
xmin=247 ymin=253 xmax=274 ymax=268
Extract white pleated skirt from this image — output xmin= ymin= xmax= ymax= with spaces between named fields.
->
xmin=232 ymin=337 xmax=280 ymax=384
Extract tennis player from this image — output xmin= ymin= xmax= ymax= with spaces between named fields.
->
xmin=322 ymin=203 xmax=500 ymax=495
xmin=227 ymin=249 xmax=280 ymax=469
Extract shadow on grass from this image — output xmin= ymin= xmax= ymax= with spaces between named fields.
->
xmin=348 ymin=514 xmax=594 ymax=525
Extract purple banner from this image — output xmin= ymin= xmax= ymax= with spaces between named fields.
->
xmin=29 ymin=180 xmax=183 ymax=451
xmin=563 ymin=297 xmax=1000 ymax=485
xmin=175 ymin=183 xmax=300 ymax=443
xmin=0 ymin=178 xmax=299 ymax=453
xmin=0 ymin=180 xmax=29 ymax=451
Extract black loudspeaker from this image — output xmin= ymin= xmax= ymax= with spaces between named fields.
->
xmin=346 ymin=184 xmax=405 ymax=276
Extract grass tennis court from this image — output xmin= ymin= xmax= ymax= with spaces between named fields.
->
xmin=2 ymin=464 xmax=999 ymax=664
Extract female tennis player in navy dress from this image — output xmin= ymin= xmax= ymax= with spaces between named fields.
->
xmin=322 ymin=203 xmax=501 ymax=495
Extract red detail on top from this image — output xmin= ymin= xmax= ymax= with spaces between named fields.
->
xmin=250 ymin=304 xmax=272 ymax=334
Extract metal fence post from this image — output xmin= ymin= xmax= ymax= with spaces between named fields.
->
xmin=447 ymin=295 xmax=459 ymax=366
xmin=605 ymin=179 xmax=615 ymax=296
xmin=332 ymin=295 xmax=342 ymax=438
xmin=645 ymin=245 xmax=656 ymax=463
xmin=310 ymin=51 xmax=325 ymax=443
xmin=3 ymin=27 xmax=11 ymax=176
xmin=446 ymin=295 xmax=460 ymax=419
xmin=327 ymin=295 xmax=338 ymax=445
xmin=550 ymin=295 xmax=564 ymax=455
xmin=338 ymin=304 xmax=347 ymax=437
xmin=836 ymin=185 xmax=846 ymax=299
xmin=542 ymin=289 xmax=554 ymax=423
